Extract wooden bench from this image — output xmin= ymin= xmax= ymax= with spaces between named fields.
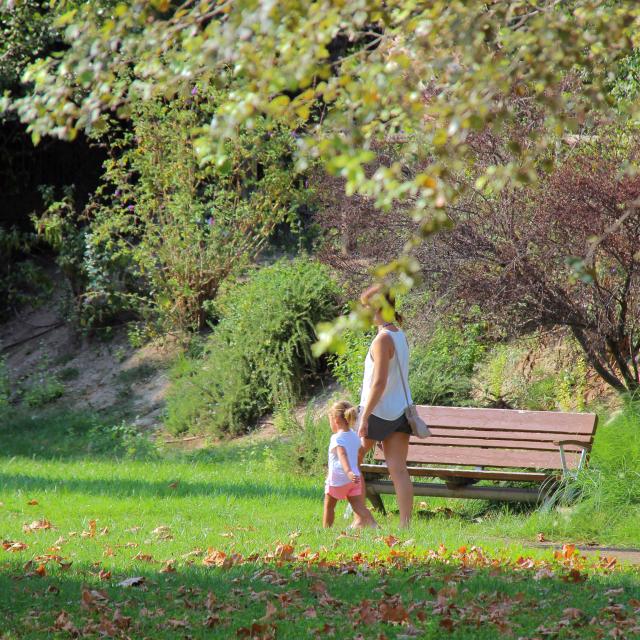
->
xmin=360 ymin=406 xmax=598 ymax=512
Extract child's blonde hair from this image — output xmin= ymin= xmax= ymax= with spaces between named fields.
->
xmin=328 ymin=400 xmax=358 ymax=428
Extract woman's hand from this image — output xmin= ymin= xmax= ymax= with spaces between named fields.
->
xmin=347 ymin=471 xmax=360 ymax=484
xmin=357 ymin=412 xmax=369 ymax=438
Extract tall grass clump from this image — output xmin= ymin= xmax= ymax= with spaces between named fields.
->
xmin=531 ymin=399 xmax=640 ymax=544
xmin=274 ymin=402 xmax=331 ymax=477
xmin=165 ymin=259 xmax=341 ymax=436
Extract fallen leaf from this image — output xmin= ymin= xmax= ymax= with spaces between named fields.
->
xmin=439 ymin=617 xmax=455 ymax=631
xmin=562 ymin=568 xmax=587 ymax=583
xmin=117 ymin=576 xmax=146 ymax=587
xmin=166 ymin=618 xmax=189 ymax=629
xmin=205 ymin=614 xmax=222 ymax=627
xmin=3 ymin=540 xmax=28 ymax=552
xmin=27 ymin=499 xmax=39 ymax=506
xmin=113 ymin=609 xmax=131 ymax=630
xmin=537 ymin=532 xmax=546 ymax=542
xmin=81 ymin=588 xmax=109 ymax=610
xmin=168 ymin=481 xmax=178 ymax=489
xmin=159 ymin=560 xmax=175 ymax=573
xmin=261 ymin=601 xmax=278 ymax=621
xmin=274 ymin=543 xmax=295 ymax=561
xmin=35 ymin=563 xmax=47 ymax=577
xmin=382 ymin=535 xmax=399 ymax=548
xmin=53 ymin=610 xmax=78 ymax=635
xmin=380 ymin=601 xmax=408 ymax=623
xmin=81 ymin=520 xmax=97 ymax=538
xmin=23 ymin=518 xmax=53 ymax=533
xmin=133 ymin=552 xmax=155 ymax=562
xmin=98 ymin=569 xmax=112 ymax=581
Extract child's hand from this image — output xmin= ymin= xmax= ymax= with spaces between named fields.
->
xmin=348 ymin=471 xmax=360 ymax=484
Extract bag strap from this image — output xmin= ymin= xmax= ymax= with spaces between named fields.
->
xmin=389 ymin=330 xmax=411 ymax=407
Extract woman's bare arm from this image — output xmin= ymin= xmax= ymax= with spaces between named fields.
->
xmin=358 ymin=333 xmax=394 ymax=437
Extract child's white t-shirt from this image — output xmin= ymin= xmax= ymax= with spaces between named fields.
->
xmin=326 ymin=429 xmax=361 ymax=488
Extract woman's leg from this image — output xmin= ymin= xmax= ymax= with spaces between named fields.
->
xmin=323 ymin=494 xmax=337 ymax=528
xmin=347 ymin=493 xmax=378 ymax=528
xmin=383 ymin=431 xmax=413 ymax=527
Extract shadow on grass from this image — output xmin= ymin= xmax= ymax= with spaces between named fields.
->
xmin=0 ymin=470 xmax=319 ymax=501
xmin=1 ymin=557 xmax=639 ymax=640
xmin=0 ymin=407 xmax=286 ymax=466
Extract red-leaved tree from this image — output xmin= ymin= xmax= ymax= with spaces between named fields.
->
xmin=434 ymin=144 xmax=640 ymax=392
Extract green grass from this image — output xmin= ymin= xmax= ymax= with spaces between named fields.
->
xmin=1 ymin=408 xmax=639 ymax=639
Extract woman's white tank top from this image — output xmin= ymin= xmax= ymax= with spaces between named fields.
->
xmin=359 ymin=329 xmax=412 ymax=421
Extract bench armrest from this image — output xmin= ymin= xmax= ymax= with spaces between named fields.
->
xmin=552 ymin=439 xmax=592 ymax=451
xmin=553 ymin=440 xmax=591 ymax=477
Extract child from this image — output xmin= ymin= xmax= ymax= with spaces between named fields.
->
xmin=323 ymin=401 xmax=377 ymax=528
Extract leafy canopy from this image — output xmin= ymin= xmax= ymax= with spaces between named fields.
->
xmin=5 ymin=0 xmax=640 ymax=348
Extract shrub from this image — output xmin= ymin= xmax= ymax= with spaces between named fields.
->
xmin=0 ymin=357 xmax=10 ymax=412
xmin=409 ymin=321 xmax=485 ymax=406
xmin=165 ymin=259 xmax=341 ymax=436
xmin=328 ymin=328 xmax=374 ymax=402
xmin=0 ymin=226 xmax=51 ymax=320
xmin=87 ymin=88 xmax=307 ymax=333
xmin=472 ymin=333 xmax=592 ymax=410
xmin=278 ymin=403 xmax=330 ymax=478
xmin=14 ymin=352 xmax=64 ymax=408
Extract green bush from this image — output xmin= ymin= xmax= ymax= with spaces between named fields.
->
xmin=21 ymin=356 xmax=65 ymax=408
xmin=330 ymin=319 xmax=485 ymax=407
xmin=165 ymin=259 xmax=341 ymax=436
xmin=328 ymin=328 xmax=375 ymax=402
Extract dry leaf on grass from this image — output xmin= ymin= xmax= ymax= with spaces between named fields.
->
xmin=117 ymin=576 xmax=146 ymax=587
xmin=23 ymin=519 xmax=53 ymax=533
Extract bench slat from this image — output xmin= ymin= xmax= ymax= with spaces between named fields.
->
xmin=416 ymin=406 xmax=597 ymax=434
xmin=361 ymin=464 xmax=551 ymax=483
xmin=368 ymin=480 xmax=545 ymax=503
xmin=419 ymin=428 xmax=593 ymax=443
xmin=396 ymin=436 xmax=586 ymax=452
xmin=374 ymin=445 xmax=578 ymax=470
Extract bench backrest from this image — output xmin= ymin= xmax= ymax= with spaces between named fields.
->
xmin=373 ymin=406 xmax=598 ymax=470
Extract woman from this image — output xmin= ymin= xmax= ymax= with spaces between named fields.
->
xmin=357 ymin=284 xmax=414 ymax=528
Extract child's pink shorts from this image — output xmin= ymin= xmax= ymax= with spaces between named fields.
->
xmin=326 ymin=483 xmax=362 ymax=500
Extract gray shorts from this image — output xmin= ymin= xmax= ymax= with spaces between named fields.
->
xmin=364 ymin=411 xmax=412 ymax=442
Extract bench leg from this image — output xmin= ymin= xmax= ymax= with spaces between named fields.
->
xmin=366 ymin=482 xmax=386 ymax=514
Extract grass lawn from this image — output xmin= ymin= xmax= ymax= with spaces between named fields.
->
xmin=1 ymin=410 xmax=639 ymax=639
